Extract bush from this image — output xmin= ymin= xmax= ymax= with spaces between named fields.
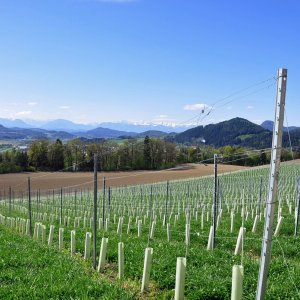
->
xmin=0 ymin=162 xmax=22 ymax=174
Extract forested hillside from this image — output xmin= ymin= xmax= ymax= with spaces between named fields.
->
xmin=176 ymin=117 xmax=300 ymax=149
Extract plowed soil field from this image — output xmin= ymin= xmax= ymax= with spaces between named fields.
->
xmin=0 ymin=163 xmax=249 ymax=194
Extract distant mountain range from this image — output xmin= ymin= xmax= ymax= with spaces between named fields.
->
xmin=39 ymin=119 xmax=96 ymax=132
xmin=0 ymin=117 xmax=299 ymax=149
xmin=0 ymin=118 xmax=192 ymax=133
xmin=0 ymin=123 xmax=173 ymax=141
xmin=97 ymin=122 xmax=191 ymax=133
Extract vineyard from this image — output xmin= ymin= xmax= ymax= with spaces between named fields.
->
xmin=1 ymin=163 xmax=300 ymax=299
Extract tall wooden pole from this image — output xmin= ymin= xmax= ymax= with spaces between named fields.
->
xmin=102 ymin=177 xmax=106 ymax=228
xmin=93 ymin=154 xmax=98 ymax=269
xmin=294 ymin=178 xmax=300 ymax=236
xmin=60 ymin=187 xmax=63 ymax=226
xmin=28 ymin=177 xmax=32 ymax=236
xmin=9 ymin=186 xmax=12 ymax=216
xmin=165 ymin=181 xmax=169 ymax=220
xmin=258 ymin=176 xmax=263 ymax=216
xmin=108 ymin=187 xmax=111 ymax=216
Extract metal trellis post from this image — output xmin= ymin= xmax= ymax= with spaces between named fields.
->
xmin=256 ymin=68 xmax=287 ymax=300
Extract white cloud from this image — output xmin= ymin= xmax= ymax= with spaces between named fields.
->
xmin=247 ymin=105 xmax=254 ymax=109
xmin=14 ymin=111 xmax=32 ymax=116
xmin=28 ymin=102 xmax=37 ymax=106
xmin=184 ymin=103 xmax=212 ymax=111
xmin=59 ymin=106 xmax=70 ymax=110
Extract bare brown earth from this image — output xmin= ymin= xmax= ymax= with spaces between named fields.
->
xmin=0 ymin=164 xmax=248 ymax=193
xmin=1 ymin=160 xmax=299 ymax=194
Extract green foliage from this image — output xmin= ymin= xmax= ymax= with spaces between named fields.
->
xmin=0 ymin=130 xmax=299 ymax=174
xmin=0 ymin=148 xmax=29 ymax=173
xmin=143 ymin=136 xmax=151 ymax=169
xmin=0 ymin=226 xmax=133 ymax=299
xmin=28 ymin=140 xmax=50 ymax=170
xmin=0 ymin=161 xmax=22 ymax=174
xmin=48 ymin=139 xmax=64 ymax=171
xmin=176 ymin=117 xmax=300 ymax=149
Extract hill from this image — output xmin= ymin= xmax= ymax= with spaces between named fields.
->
xmin=175 ymin=117 xmax=300 ymax=149
xmin=0 ymin=124 xmax=74 ymax=140
xmin=79 ymin=127 xmax=172 ymax=139
xmin=81 ymin=127 xmax=138 ymax=139
xmin=176 ymin=118 xmax=267 ymax=146
xmin=137 ymin=130 xmax=172 ymax=138
xmin=0 ymin=118 xmax=32 ymax=128
xmin=261 ymin=120 xmax=299 ymax=132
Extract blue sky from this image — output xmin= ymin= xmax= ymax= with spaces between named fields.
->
xmin=0 ymin=0 xmax=299 ymax=126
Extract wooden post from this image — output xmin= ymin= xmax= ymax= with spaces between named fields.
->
xmin=60 ymin=187 xmax=63 ymax=226
xmin=294 ymin=178 xmax=300 ymax=236
xmin=102 ymin=177 xmax=106 ymax=228
xmin=93 ymin=154 xmax=98 ymax=269
xmin=28 ymin=178 xmax=32 ymax=236
xmin=9 ymin=186 xmax=12 ymax=216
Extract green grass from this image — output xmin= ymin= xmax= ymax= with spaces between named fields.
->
xmin=0 ymin=225 xmax=134 ymax=300
xmin=1 ymin=164 xmax=300 ymax=299
xmin=2 ymin=211 xmax=300 ymax=299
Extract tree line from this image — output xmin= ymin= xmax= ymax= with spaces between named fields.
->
xmin=0 ymin=137 xmax=178 ymax=173
xmin=0 ymin=137 xmax=298 ymax=174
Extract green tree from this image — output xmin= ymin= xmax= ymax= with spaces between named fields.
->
xmin=65 ymin=139 xmax=85 ymax=171
xmin=48 ymin=139 xmax=64 ymax=171
xmin=259 ymin=150 xmax=267 ymax=165
xmin=28 ymin=140 xmax=49 ymax=170
xmin=143 ymin=136 xmax=151 ymax=169
xmin=149 ymin=139 xmax=164 ymax=169
xmin=15 ymin=151 xmax=29 ymax=170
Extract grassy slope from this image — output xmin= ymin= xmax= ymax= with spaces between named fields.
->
xmin=1 ymin=215 xmax=300 ymax=299
xmin=1 ymin=166 xmax=300 ymax=299
xmin=0 ymin=225 xmax=134 ymax=300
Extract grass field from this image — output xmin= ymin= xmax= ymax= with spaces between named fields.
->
xmin=0 ymin=224 xmax=247 ymax=299
xmin=0 ymin=225 xmax=135 ymax=299
xmin=0 ymin=162 xmax=300 ymax=299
